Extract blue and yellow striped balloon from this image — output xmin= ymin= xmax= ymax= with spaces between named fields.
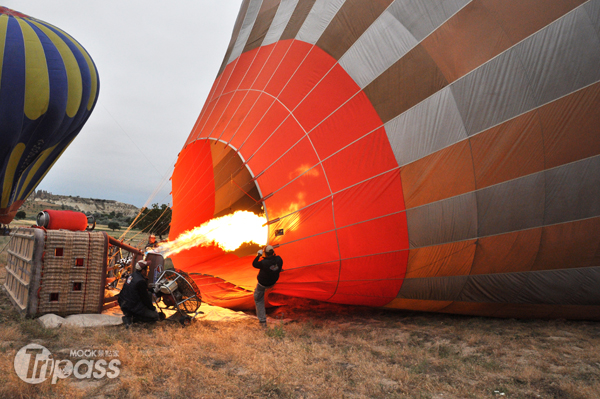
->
xmin=0 ymin=7 xmax=99 ymax=224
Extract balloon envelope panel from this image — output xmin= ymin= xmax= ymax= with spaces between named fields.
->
xmin=171 ymin=0 xmax=600 ymax=319
xmin=0 ymin=7 xmax=99 ymax=224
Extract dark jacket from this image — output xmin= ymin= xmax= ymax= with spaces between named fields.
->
xmin=118 ymin=270 xmax=154 ymax=314
xmin=252 ymin=254 xmax=283 ymax=287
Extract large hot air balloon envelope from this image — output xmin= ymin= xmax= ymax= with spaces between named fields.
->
xmin=0 ymin=7 xmax=99 ymax=224
xmin=171 ymin=0 xmax=600 ymax=319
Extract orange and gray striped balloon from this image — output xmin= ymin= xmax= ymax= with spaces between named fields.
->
xmin=171 ymin=0 xmax=600 ymax=319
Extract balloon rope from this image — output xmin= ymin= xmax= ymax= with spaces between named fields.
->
xmin=230 ymin=177 xmax=259 ymax=203
xmin=145 ymin=42 xmax=335 ymax=248
xmin=142 ymin=205 xmax=171 ymax=234
xmin=115 ymin=43 xmax=277 ymax=245
xmin=0 ymin=239 xmax=10 ymax=257
xmin=102 ymin=104 xmax=163 ymax=176
xmin=118 ymin=207 xmax=148 ymax=240
xmin=119 ymin=163 xmax=174 ymax=242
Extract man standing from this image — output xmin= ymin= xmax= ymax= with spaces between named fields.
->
xmin=252 ymin=245 xmax=283 ymax=328
xmin=118 ymin=260 xmax=160 ymax=326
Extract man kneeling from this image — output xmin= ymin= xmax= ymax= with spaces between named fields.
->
xmin=118 ymin=260 xmax=160 ymax=326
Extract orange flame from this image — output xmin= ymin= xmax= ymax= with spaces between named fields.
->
xmin=154 ymin=211 xmax=268 ymax=258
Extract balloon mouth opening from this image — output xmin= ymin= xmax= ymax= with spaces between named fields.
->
xmin=209 ymin=139 xmax=267 ymax=257
xmin=168 ymin=139 xmax=268 ymax=264
xmin=210 ymin=139 xmax=264 ymax=219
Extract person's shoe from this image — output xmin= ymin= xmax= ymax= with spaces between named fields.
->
xmin=122 ymin=315 xmax=132 ymax=328
xmin=259 ymin=321 xmax=267 ymax=329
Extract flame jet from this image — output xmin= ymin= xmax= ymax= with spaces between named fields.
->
xmin=170 ymin=0 xmax=600 ymax=319
xmin=155 ymin=211 xmax=267 ymax=258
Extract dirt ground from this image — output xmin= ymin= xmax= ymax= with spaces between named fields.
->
xmin=0 ymin=274 xmax=599 ymax=399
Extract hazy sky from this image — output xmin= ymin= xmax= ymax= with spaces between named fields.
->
xmin=4 ymin=1 xmax=243 ymax=207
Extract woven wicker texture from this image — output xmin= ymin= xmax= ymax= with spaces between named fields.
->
xmin=38 ymin=230 xmax=106 ymax=316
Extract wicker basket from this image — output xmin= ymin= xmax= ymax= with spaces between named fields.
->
xmin=3 ymin=227 xmax=108 ymax=317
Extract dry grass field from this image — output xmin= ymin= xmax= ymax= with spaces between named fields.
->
xmin=0 ymin=228 xmax=599 ymax=398
xmin=0 ymin=289 xmax=599 ymax=398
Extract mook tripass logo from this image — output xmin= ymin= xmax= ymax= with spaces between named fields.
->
xmin=14 ymin=344 xmax=121 ymax=384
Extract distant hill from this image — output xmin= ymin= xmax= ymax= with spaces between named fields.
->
xmin=21 ymin=190 xmax=140 ymax=219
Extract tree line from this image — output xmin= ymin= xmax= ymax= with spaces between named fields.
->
xmin=128 ymin=203 xmax=172 ymax=237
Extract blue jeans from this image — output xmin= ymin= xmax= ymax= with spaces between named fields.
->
xmin=253 ymin=282 xmax=273 ymax=323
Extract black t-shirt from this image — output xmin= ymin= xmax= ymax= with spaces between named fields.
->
xmin=252 ymin=255 xmax=283 ymax=286
xmin=118 ymin=270 xmax=154 ymax=312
